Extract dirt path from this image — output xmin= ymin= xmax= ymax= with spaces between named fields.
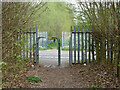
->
xmin=27 ymin=64 xmax=91 ymax=88
xmin=24 ymin=49 xmax=117 ymax=88
xmin=26 ymin=63 xmax=116 ymax=88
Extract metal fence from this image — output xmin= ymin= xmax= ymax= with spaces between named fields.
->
xmin=69 ymin=26 xmax=96 ymax=65
xmin=17 ymin=26 xmax=46 ymax=64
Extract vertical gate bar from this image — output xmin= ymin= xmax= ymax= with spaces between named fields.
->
xmin=85 ymin=26 xmax=87 ymax=63
xmin=26 ymin=29 xmax=28 ymax=58
xmin=36 ymin=26 xmax=39 ymax=64
xmin=81 ymin=26 xmax=84 ymax=63
xmin=21 ymin=31 xmax=23 ymax=59
xmin=69 ymin=36 xmax=72 ymax=66
xmin=42 ymin=32 xmax=43 ymax=47
xmin=71 ymin=36 xmax=72 ymax=65
xmin=71 ymin=26 xmax=73 ymax=64
xmin=30 ymin=27 xmax=32 ymax=61
xmin=111 ymin=43 xmax=113 ymax=63
xmin=37 ymin=32 xmax=39 ymax=63
xmin=33 ymin=26 xmax=35 ymax=62
xmin=69 ymin=37 xmax=71 ymax=65
xmin=46 ymin=32 xmax=47 ymax=48
xmin=92 ymin=34 xmax=95 ymax=62
xmin=25 ymin=32 xmax=27 ymax=59
xmin=89 ymin=26 xmax=91 ymax=63
xmin=17 ymin=31 xmax=19 ymax=57
xmin=46 ymin=32 xmax=48 ymax=49
xmin=58 ymin=38 xmax=61 ymax=66
xmin=74 ymin=26 xmax=76 ymax=64
xmin=78 ymin=26 xmax=80 ymax=63
xmin=23 ymin=32 xmax=25 ymax=59
xmin=20 ymin=29 xmax=22 ymax=57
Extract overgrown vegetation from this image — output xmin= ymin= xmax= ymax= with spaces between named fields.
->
xmin=2 ymin=2 xmax=75 ymax=88
xmin=2 ymin=2 xmax=47 ymax=88
xmin=77 ymin=1 xmax=120 ymax=83
xmin=2 ymin=1 xmax=120 ymax=88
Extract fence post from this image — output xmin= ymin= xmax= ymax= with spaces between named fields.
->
xmin=69 ymin=36 xmax=72 ymax=66
xmin=26 ymin=29 xmax=28 ymax=58
xmin=36 ymin=26 xmax=39 ymax=64
xmin=23 ymin=32 xmax=25 ymax=59
xmin=33 ymin=26 xmax=36 ymax=63
xmin=81 ymin=26 xmax=84 ymax=63
xmin=20 ymin=29 xmax=22 ymax=58
xmin=78 ymin=26 xmax=80 ymax=63
xmin=92 ymin=31 xmax=95 ymax=62
xmin=74 ymin=26 xmax=76 ymax=64
xmin=85 ymin=26 xmax=87 ymax=63
xmin=89 ymin=26 xmax=91 ymax=63
xmin=71 ymin=26 xmax=73 ymax=64
xmin=30 ymin=27 xmax=32 ymax=62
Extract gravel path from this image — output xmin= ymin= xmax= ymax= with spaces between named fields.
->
xmin=39 ymin=49 xmax=70 ymax=67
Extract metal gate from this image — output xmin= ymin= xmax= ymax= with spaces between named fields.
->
xmin=17 ymin=26 xmax=45 ymax=64
xmin=69 ymin=26 xmax=95 ymax=66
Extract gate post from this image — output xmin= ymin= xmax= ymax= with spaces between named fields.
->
xmin=36 ymin=26 xmax=39 ymax=64
xmin=30 ymin=27 xmax=32 ymax=62
xmin=51 ymin=37 xmax=61 ymax=66
xmin=74 ymin=26 xmax=76 ymax=64
xmin=33 ymin=26 xmax=36 ymax=63
xmin=71 ymin=26 xmax=73 ymax=64
xmin=69 ymin=26 xmax=73 ymax=66
xmin=69 ymin=36 xmax=72 ymax=66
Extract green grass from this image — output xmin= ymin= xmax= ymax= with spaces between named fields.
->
xmin=90 ymin=85 xmax=102 ymax=88
xmin=79 ymin=69 xmax=88 ymax=73
xmin=62 ymin=48 xmax=91 ymax=51
xmin=27 ymin=76 xmax=42 ymax=84
xmin=39 ymin=47 xmax=47 ymax=50
xmin=94 ymin=67 xmax=103 ymax=71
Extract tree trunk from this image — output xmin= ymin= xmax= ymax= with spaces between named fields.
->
xmin=100 ymin=37 xmax=106 ymax=66
xmin=95 ymin=39 xmax=100 ymax=63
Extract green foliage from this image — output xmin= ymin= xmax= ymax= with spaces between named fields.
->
xmin=32 ymin=2 xmax=74 ymax=38
xmin=24 ymin=68 xmax=27 ymax=70
xmin=14 ymin=74 xmax=18 ymax=78
xmin=62 ymin=48 xmax=69 ymax=51
xmin=27 ymin=76 xmax=42 ymax=84
xmin=90 ymin=85 xmax=102 ymax=88
xmin=2 ymin=77 xmax=7 ymax=82
xmin=14 ymin=68 xmax=19 ymax=71
xmin=118 ymin=64 xmax=120 ymax=67
xmin=79 ymin=69 xmax=88 ymax=73
xmin=19 ymin=71 xmax=23 ymax=74
xmin=47 ymin=40 xmax=57 ymax=49
xmin=94 ymin=67 xmax=103 ymax=71
xmin=0 ymin=62 xmax=7 ymax=66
